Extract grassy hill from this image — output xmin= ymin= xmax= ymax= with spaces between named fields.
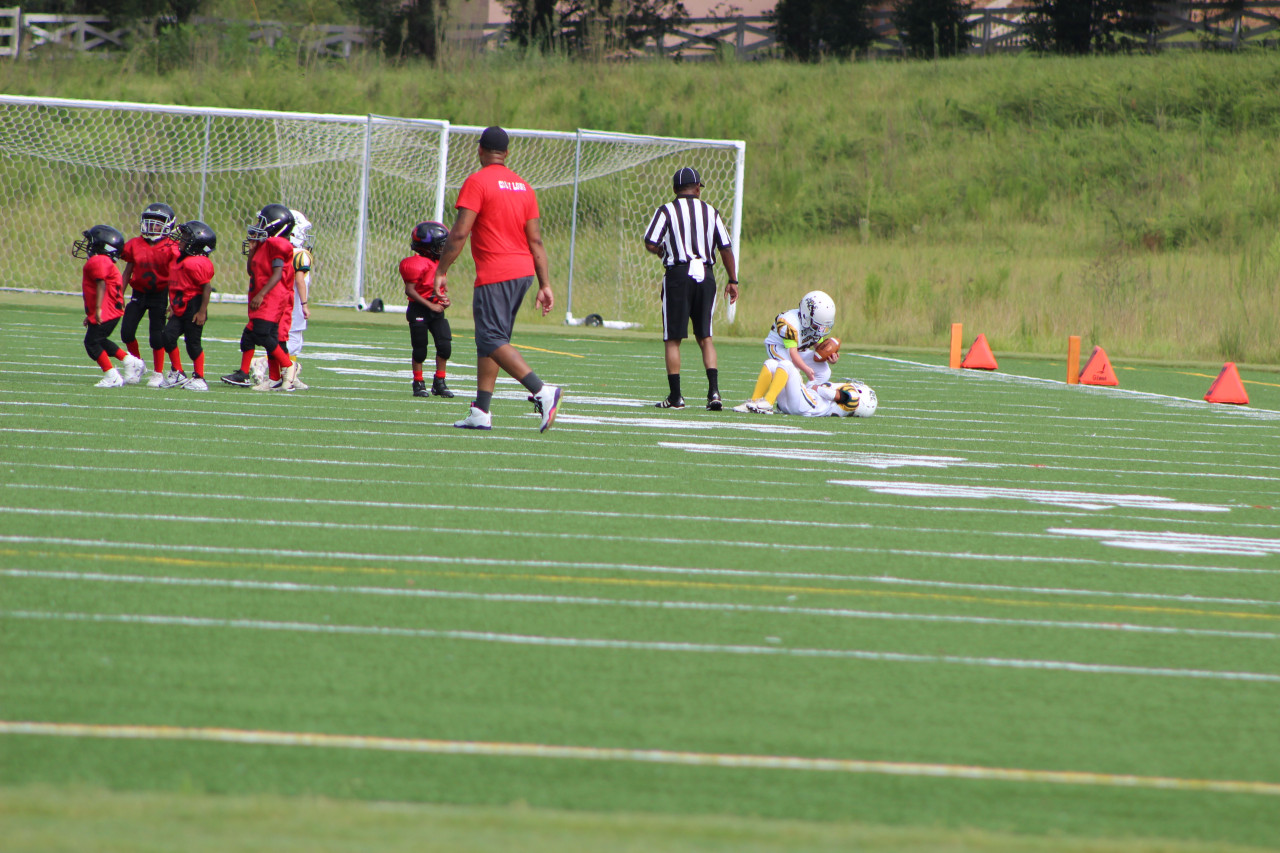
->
xmin=4 ymin=47 xmax=1279 ymax=363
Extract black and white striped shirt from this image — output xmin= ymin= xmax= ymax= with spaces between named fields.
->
xmin=643 ymin=196 xmax=732 ymax=268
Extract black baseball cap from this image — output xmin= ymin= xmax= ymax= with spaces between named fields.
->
xmin=673 ymin=166 xmax=703 ymax=190
xmin=479 ymin=126 xmax=509 ymax=151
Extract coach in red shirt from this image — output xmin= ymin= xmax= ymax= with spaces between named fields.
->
xmin=434 ymin=126 xmax=562 ymax=432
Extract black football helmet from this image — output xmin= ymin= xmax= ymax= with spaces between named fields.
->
xmin=177 ymin=220 xmax=217 ymax=257
xmin=411 ymin=221 xmax=449 ymax=259
xmin=243 ymin=203 xmax=295 ymax=254
xmin=72 ymin=225 xmax=126 ymax=260
xmin=141 ymin=202 xmax=177 ymax=241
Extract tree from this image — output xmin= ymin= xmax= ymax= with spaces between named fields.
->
xmin=891 ymin=0 xmax=974 ymax=59
xmin=345 ymin=0 xmax=445 ymax=59
xmin=501 ymin=0 xmax=689 ymax=56
xmin=1025 ymin=0 xmax=1159 ymax=54
xmin=770 ymin=0 xmax=874 ymax=62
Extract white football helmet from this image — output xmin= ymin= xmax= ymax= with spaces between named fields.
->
xmin=799 ymin=290 xmax=836 ymax=339
xmin=848 ymin=380 xmax=877 ymax=417
xmin=290 ymin=209 xmax=313 ymax=249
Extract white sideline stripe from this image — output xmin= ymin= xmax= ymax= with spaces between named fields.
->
xmin=6 ymin=610 xmax=1280 ymax=683
xmin=1051 ymin=529 xmax=1280 ymax=558
xmin=4 ymin=533 xmax=1279 ymax=590
xmin=660 ymin=442 xmax=983 ymax=471
xmin=829 ymin=480 xmax=1228 ymax=513
xmin=4 ymin=721 xmax=1279 ymax=797
xmin=8 ymin=569 xmax=1278 ymax=641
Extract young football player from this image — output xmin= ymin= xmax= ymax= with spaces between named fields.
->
xmin=120 ymin=202 xmax=182 ymax=387
xmin=401 ymin=220 xmax=455 ymax=399
xmin=255 ymin=208 xmax=314 ymax=391
xmin=735 ymin=290 xmax=838 ymax=412
xmin=74 ymin=225 xmax=147 ymax=388
xmin=734 ymin=357 xmax=877 ymax=418
xmin=158 ymin=221 xmax=217 ymax=392
xmin=220 ymin=204 xmax=298 ymax=391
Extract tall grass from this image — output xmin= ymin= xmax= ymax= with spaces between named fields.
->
xmin=4 ymin=48 xmax=1280 ymax=362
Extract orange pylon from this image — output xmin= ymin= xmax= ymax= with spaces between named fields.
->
xmin=1204 ymin=362 xmax=1249 ymax=405
xmin=961 ymin=334 xmax=998 ymax=370
xmin=1079 ymin=347 xmax=1118 ymax=386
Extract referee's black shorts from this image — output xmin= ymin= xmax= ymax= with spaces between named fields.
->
xmin=660 ymin=263 xmax=717 ymax=342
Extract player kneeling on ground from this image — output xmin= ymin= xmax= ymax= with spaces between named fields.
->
xmin=74 ymin=225 xmax=147 ymax=388
xmin=401 ymin=221 xmax=455 ymax=399
xmin=734 ymin=358 xmax=877 ymax=418
xmin=763 ymin=289 xmax=839 ymax=388
xmin=158 ymin=221 xmax=217 ymax=392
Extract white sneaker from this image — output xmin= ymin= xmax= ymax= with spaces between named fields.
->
xmin=185 ymin=377 xmax=209 ymax=392
xmin=454 ymin=403 xmax=492 ymax=430
xmin=531 ymin=385 xmax=563 ymax=433
xmin=145 ymin=371 xmax=165 ymax=388
xmin=731 ymin=401 xmax=754 ymax=413
xmin=752 ymin=399 xmax=775 ymax=414
xmin=282 ymin=360 xmax=300 ymax=391
xmin=252 ymin=376 xmax=277 ymax=391
xmin=249 ymin=356 xmax=268 ymax=385
xmin=121 ymin=355 xmax=147 ymax=385
xmin=95 ymin=368 xmax=124 ymax=388
xmin=288 ymin=362 xmax=306 ymax=390
xmin=158 ymin=369 xmax=189 ymax=389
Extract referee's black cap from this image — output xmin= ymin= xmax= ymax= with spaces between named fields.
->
xmin=673 ymin=166 xmax=703 ymax=190
xmin=479 ymin=126 xmax=509 ymax=151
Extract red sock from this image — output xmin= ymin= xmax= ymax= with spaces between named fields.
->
xmin=113 ymin=347 xmax=127 ymax=361
xmin=127 ymin=340 xmax=140 ymax=358
xmin=96 ymin=352 xmax=113 ymax=371
xmin=413 ymin=369 xmax=424 ymax=382
xmin=168 ymin=349 xmax=184 ymax=373
xmin=194 ymin=352 xmax=205 ymax=379
xmin=153 ymin=350 xmax=164 ymax=372
xmin=240 ymin=351 xmax=253 ymax=373
xmin=435 ymin=370 xmax=446 ymax=379
xmin=270 ymin=363 xmax=280 ymax=381
xmin=270 ymin=347 xmax=293 ymax=369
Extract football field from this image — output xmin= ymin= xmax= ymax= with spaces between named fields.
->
xmin=2 ymin=299 xmax=1279 ymax=852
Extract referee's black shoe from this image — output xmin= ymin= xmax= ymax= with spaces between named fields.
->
xmin=706 ymin=392 xmax=723 ymax=411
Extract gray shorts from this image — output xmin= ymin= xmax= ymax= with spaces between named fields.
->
xmin=473 ymin=276 xmax=532 ymax=358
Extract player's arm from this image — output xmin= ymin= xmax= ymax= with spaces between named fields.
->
xmin=91 ymin=278 xmax=106 ymax=325
xmin=193 ymin=278 xmax=213 ymax=326
xmin=295 ymin=264 xmax=311 ymax=321
xmin=788 ymin=344 xmax=815 ymax=383
xmin=121 ymin=261 xmax=135 ymax=292
xmin=434 ymin=207 xmax=476 ymax=293
xmin=403 ymin=276 xmax=445 ymax=313
xmin=525 ymin=217 xmax=553 ymax=316
xmin=249 ymin=260 xmax=285 ymax=310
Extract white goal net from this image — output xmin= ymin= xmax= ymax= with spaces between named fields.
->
xmin=0 ymin=95 xmax=744 ymax=329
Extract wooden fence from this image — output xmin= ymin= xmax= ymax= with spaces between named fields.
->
xmin=3 ymin=3 xmax=1280 ymax=61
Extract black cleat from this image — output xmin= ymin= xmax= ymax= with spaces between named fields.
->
xmin=706 ymin=392 xmax=723 ymax=411
xmin=655 ymin=396 xmax=686 ymax=409
xmin=431 ymin=376 xmax=455 ymax=398
xmin=412 ymin=379 xmax=429 ymax=398
xmin=221 ymin=370 xmax=252 ymax=387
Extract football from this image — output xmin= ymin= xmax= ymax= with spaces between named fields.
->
xmin=814 ymin=337 xmax=840 ymax=362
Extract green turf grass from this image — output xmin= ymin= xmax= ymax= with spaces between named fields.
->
xmin=2 ymin=296 xmax=1278 ymax=850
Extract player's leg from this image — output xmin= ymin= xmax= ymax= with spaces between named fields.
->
xmin=145 ymin=292 xmax=168 ymax=384
xmin=734 ymin=361 xmax=777 ymax=413
xmin=408 ymin=305 xmax=431 ymax=398
xmin=120 ymin=295 xmax=144 ymax=360
xmin=222 ymin=324 xmax=256 ymax=386
xmin=182 ymin=299 xmax=208 ymax=391
xmin=85 ymin=321 xmax=123 ymax=387
xmin=428 ymin=313 xmax=454 ymax=398
xmin=275 ymin=297 xmax=295 ymax=388
xmin=157 ymin=312 xmax=188 ymax=388
xmin=691 ymin=273 xmax=720 ymax=410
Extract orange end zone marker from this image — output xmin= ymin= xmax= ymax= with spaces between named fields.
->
xmin=1079 ymin=346 xmax=1118 ymax=386
xmin=961 ymin=333 xmax=998 ymax=370
xmin=1205 ymin=362 xmax=1249 ymax=405
xmin=1066 ymin=336 xmax=1081 ymax=385
xmin=949 ymin=323 xmax=963 ymax=369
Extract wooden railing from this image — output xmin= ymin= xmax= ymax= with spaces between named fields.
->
xmin=2 ymin=4 xmax=1279 ymax=61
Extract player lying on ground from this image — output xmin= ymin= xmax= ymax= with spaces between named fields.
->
xmin=733 ymin=357 xmax=877 ymax=417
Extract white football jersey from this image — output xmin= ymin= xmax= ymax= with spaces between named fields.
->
xmin=765 ymin=309 xmax=831 ymax=384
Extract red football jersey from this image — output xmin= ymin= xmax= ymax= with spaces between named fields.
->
xmin=81 ymin=255 xmax=124 ymax=323
xmin=121 ymin=236 xmax=180 ymax=294
xmin=455 ymin=163 xmax=539 ymax=287
xmin=400 ymin=254 xmax=442 ymax=302
xmin=246 ymin=236 xmax=295 ymax=322
xmin=168 ymin=255 xmax=216 ymax=317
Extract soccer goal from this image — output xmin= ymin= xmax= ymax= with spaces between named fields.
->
xmin=0 ymin=95 xmax=744 ymax=329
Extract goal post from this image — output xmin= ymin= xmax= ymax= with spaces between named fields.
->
xmin=0 ymin=94 xmax=744 ymax=329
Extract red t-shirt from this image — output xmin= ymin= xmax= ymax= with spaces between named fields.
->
xmin=246 ymin=236 xmax=295 ymax=321
xmin=400 ymin=255 xmax=442 ymax=302
xmin=121 ymin=236 xmax=180 ymax=294
xmin=169 ymin=255 xmax=216 ymax=317
xmin=81 ymin=255 xmax=124 ymax=323
xmin=455 ymin=163 xmax=539 ymax=286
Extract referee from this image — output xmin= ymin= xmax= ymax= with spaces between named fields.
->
xmin=643 ymin=166 xmax=739 ymax=410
